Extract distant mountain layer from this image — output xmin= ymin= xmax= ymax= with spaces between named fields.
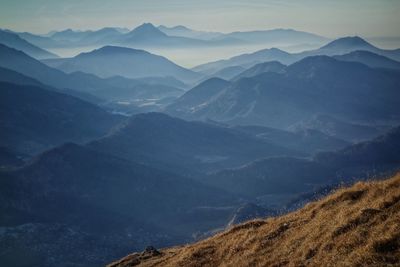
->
xmin=109 ymin=172 xmax=400 ymax=267
xmin=0 ymin=29 xmax=58 ymax=59
xmin=0 ymin=44 xmax=184 ymax=103
xmin=42 ymin=45 xmax=200 ymax=82
xmin=193 ymin=36 xmax=400 ymax=75
xmin=171 ymin=56 xmax=400 ymax=129
xmin=158 ymin=25 xmax=224 ymax=40
xmin=193 ymin=48 xmax=295 ymax=74
xmin=9 ymin=24 xmax=328 ymax=49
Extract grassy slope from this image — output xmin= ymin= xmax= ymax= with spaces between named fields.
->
xmin=109 ymin=173 xmax=400 ymax=267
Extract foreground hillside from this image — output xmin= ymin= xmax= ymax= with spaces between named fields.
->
xmin=109 ymin=173 xmax=400 ymax=267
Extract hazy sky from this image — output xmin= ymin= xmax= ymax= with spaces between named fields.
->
xmin=1 ymin=0 xmax=399 ymax=37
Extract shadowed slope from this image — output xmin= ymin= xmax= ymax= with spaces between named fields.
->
xmin=109 ymin=173 xmax=400 ymax=267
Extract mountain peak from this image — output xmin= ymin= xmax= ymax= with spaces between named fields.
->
xmin=136 ymin=22 xmax=157 ymax=30
xmin=128 ymin=23 xmax=166 ymax=37
xmin=321 ymin=36 xmax=375 ymax=50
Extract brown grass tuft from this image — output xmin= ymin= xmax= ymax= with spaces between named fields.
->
xmin=108 ymin=173 xmax=400 ymax=267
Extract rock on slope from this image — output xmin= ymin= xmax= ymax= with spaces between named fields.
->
xmin=109 ymin=173 xmax=400 ymax=267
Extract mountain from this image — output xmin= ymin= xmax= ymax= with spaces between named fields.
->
xmin=315 ymin=125 xmax=400 ymax=169
xmin=116 ymin=23 xmax=211 ymax=48
xmin=158 ymin=25 xmax=224 ymax=40
xmin=88 ymin=112 xmax=303 ymax=175
xmin=109 ymin=172 xmax=400 ymax=267
xmin=51 ymin=29 xmax=89 ymax=42
xmin=0 ymin=143 xmax=236 ymax=267
xmin=0 ymin=66 xmax=43 ymax=87
xmin=234 ymin=125 xmax=349 ymax=154
xmin=297 ymin=36 xmax=400 ymax=61
xmin=192 ymin=48 xmax=295 ymax=75
xmin=209 ymin=66 xmax=247 ymax=80
xmin=43 ymin=45 xmax=201 ymax=82
xmin=334 ymin=50 xmax=400 ymax=70
xmin=0 ymin=29 xmax=58 ymax=59
xmin=291 ymin=114 xmax=388 ymax=142
xmin=232 ymin=61 xmax=286 ymax=81
xmin=15 ymin=31 xmax=62 ymax=48
xmin=0 ymin=44 xmax=183 ymax=104
xmin=18 ymin=27 xmax=124 ymax=48
xmin=157 ymin=26 xmax=328 ymax=46
xmin=225 ymin=28 xmax=328 ymax=45
xmin=118 ymin=23 xmax=168 ymax=43
xmin=204 ymin=157 xmax=333 ymax=197
xmin=193 ymin=36 xmax=400 ymax=75
xmin=175 ymin=56 xmax=400 ymax=129
xmin=319 ymin=36 xmax=377 ymax=54
xmin=203 ymin=125 xmax=400 ymax=200
xmin=165 ymin=78 xmax=231 ymax=117
xmin=0 ymin=81 xmax=123 ymax=155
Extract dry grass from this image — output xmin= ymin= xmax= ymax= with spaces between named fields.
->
xmin=108 ymin=173 xmax=400 ymax=267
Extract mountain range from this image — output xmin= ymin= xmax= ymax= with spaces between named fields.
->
xmin=0 ymin=29 xmax=58 ymax=59
xmin=7 ymin=23 xmax=328 ymax=50
xmin=2 ymin=23 xmax=400 ymax=267
xmin=203 ymin=125 xmax=400 ymax=199
xmin=193 ymin=36 xmax=400 ymax=74
xmin=42 ymin=45 xmax=200 ymax=82
xmin=168 ymin=55 xmax=400 ymax=129
xmin=0 ymin=44 xmax=186 ymax=106
xmin=87 ymin=112 xmax=304 ymax=176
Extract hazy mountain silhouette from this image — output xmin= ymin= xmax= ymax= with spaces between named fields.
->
xmin=232 ymin=61 xmax=286 ymax=81
xmin=18 ymin=27 xmax=125 ymax=48
xmin=10 ymin=25 xmax=330 ymax=51
xmin=15 ymin=31 xmax=61 ymax=48
xmin=193 ymin=36 xmax=400 ymax=75
xmin=334 ymin=50 xmax=400 ymax=70
xmin=175 ymin=56 xmax=400 ymax=129
xmin=158 ymin=25 xmax=224 ymax=40
xmin=165 ymin=78 xmax=231 ymax=117
xmin=43 ymin=45 xmax=200 ymax=82
xmin=193 ymin=48 xmax=295 ymax=75
xmin=0 ymin=29 xmax=58 ymax=59
xmin=0 ymin=44 xmax=184 ymax=103
xmin=209 ymin=66 xmax=247 ymax=80
xmin=297 ymin=36 xmax=400 ymax=61
xmin=116 ymin=23 xmax=212 ymax=47
xmin=225 ymin=28 xmax=328 ymax=44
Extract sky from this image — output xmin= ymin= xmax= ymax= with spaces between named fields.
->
xmin=0 ymin=0 xmax=399 ymax=38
